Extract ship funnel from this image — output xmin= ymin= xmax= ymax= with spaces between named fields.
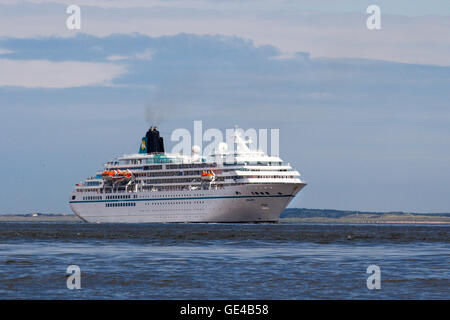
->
xmin=145 ymin=126 xmax=165 ymax=154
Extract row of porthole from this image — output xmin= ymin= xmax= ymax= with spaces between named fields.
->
xmin=138 ymin=194 xmax=206 ymax=198
xmin=105 ymin=202 xmax=136 ymax=207
xmin=145 ymin=201 xmax=205 ymax=205
xmin=83 ymin=196 xmax=102 ymax=200
xmin=105 ymin=195 xmax=131 ymax=200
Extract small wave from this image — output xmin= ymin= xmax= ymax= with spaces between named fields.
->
xmin=0 ymin=222 xmax=448 ymax=245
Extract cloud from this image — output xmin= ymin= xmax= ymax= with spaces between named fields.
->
xmin=105 ymin=55 xmax=128 ymax=61
xmin=0 ymin=48 xmax=14 ymax=54
xmin=0 ymin=59 xmax=127 ymax=88
xmin=106 ymin=48 xmax=154 ymax=61
xmin=1 ymin=1 xmax=450 ymax=66
xmin=4 ymin=0 xmax=450 ymax=16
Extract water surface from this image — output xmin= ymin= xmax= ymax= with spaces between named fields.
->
xmin=0 ymin=222 xmax=448 ymax=299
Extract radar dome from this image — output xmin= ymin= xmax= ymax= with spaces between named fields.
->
xmin=191 ymin=145 xmax=201 ymax=155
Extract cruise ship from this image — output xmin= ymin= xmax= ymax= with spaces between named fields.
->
xmin=69 ymin=126 xmax=306 ymax=223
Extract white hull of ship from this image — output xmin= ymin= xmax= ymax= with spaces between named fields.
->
xmin=69 ymin=183 xmax=305 ymax=223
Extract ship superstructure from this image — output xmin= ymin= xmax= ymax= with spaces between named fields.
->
xmin=69 ymin=127 xmax=306 ymax=223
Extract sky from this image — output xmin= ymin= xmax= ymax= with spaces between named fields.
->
xmin=0 ymin=0 xmax=449 ymax=214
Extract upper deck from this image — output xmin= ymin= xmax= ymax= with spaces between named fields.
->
xmin=73 ymin=126 xmax=305 ymax=193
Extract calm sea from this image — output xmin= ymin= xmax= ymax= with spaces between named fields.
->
xmin=0 ymin=222 xmax=448 ymax=299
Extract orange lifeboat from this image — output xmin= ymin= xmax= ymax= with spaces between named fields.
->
xmin=102 ymin=170 xmax=116 ymax=182
xmin=201 ymin=170 xmax=215 ymax=181
xmin=115 ymin=170 xmax=132 ymax=178
xmin=102 ymin=169 xmax=132 ymax=184
xmin=112 ymin=170 xmax=132 ymax=183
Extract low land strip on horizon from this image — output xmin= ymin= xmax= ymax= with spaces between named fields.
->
xmin=0 ymin=209 xmax=449 ymax=224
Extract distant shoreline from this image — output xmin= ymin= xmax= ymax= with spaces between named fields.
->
xmin=280 ymin=208 xmax=450 ymax=225
xmin=0 ymin=214 xmax=81 ymax=222
xmin=280 ymin=217 xmax=450 ymax=225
